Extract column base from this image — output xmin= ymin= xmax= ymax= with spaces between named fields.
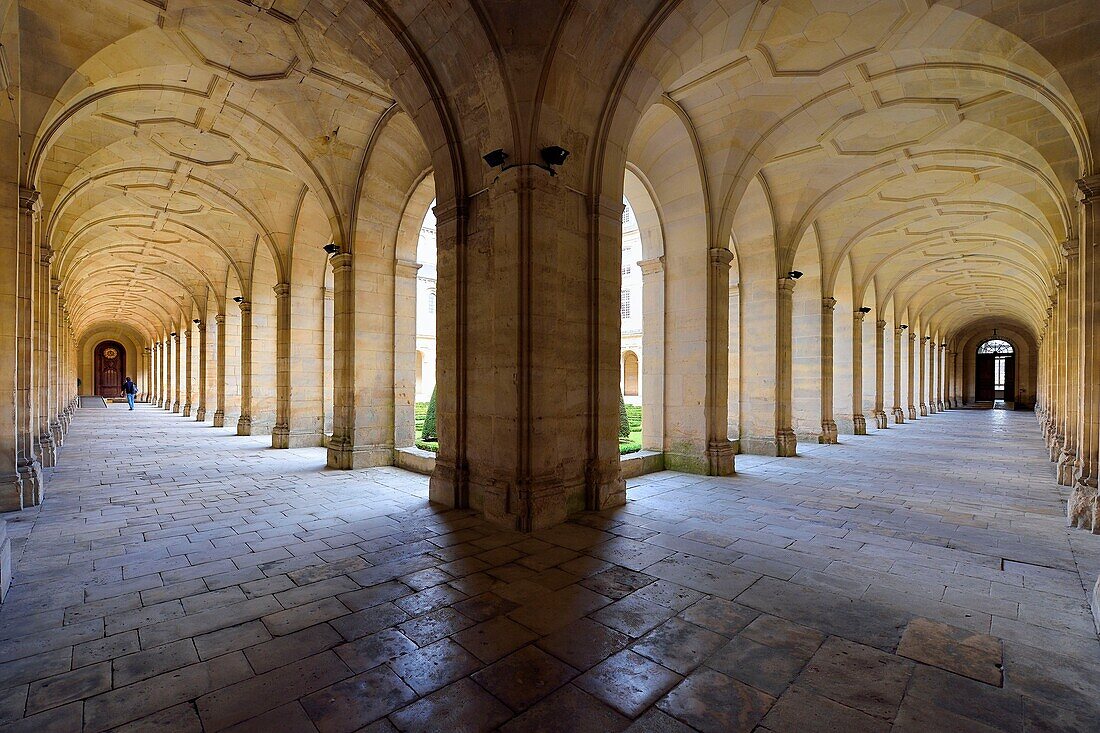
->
xmin=1057 ymin=449 xmax=1077 ymax=487
xmin=936 ymin=401 xmax=945 ymax=411
xmin=212 ymin=410 xmax=225 ymax=428
xmin=0 ymin=476 xmax=23 ymax=512
xmin=907 ymin=406 xmax=917 ymax=420
xmin=17 ymin=455 xmax=42 ymax=507
xmin=236 ymin=416 xmax=252 ymax=436
xmin=1050 ymin=436 xmax=1064 ymax=462
xmin=182 ymin=403 xmax=191 ymax=417
xmin=776 ymin=429 xmax=797 ymax=457
xmin=1068 ymin=479 xmax=1099 ymax=533
xmin=170 ymin=401 xmax=179 ymax=412
xmin=271 ymin=424 xmax=290 ymax=449
xmin=195 ymin=407 xmax=206 ymax=421
xmin=919 ymin=403 xmax=928 ymax=416
xmin=873 ymin=411 xmax=888 ymax=429
xmin=852 ymin=414 xmax=868 ymax=435
xmin=706 ymin=440 xmax=736 ymax=476
xmin=891 ymin=407 xmax=905 ymax=424
xmin=819 ymin=419 xmax=838 ymax=444
xmin=50 ymin=421 xmax=63 ymax=448
xmin=326 ymin=438 xmax=393 ymax=469
xmin=39 ymin=434 xmax=57 ymax=468
xmin=429 ymin=456 xmax=468 ymax=509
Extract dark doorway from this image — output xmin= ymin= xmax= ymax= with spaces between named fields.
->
xmin=976 ymin=338 xmax=1014 ymax=408
xmin=94 ymin=341 xmax=126 ymax=398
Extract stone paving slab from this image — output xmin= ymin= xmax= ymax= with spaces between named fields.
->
xmin=0 ymin=405 xmax=1097 ymax=731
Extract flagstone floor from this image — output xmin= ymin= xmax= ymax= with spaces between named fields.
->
xmin=0 ymin=404 xmax=1098 ymax=732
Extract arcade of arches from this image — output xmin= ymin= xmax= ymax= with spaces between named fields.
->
xmin=2 ymin=0 xmax=1100 ymax=730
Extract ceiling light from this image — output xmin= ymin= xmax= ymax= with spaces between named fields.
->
xmin=540 ymin=146 xmax=570 ymax=168
xmin=482 ymin=149 xmax=508 ymax=168
xmin=787 ymin=271 xmax=803 ymax=280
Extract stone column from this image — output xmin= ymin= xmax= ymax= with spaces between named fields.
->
xmin=327 ymin=253 xmax=355 ymax=466
xmin=935 ymin=343 xmax=945 ymax=411
xmin=152 ymin=342 xmax=160 ymax=406
xmin=272 ymin=283 xmax=292 ymax=449
xmin=171 ymin=332 xmax=182 ymax=412
xmin=918 ymin=336 xmax=929 ymax=416
xmin=0 ymin=183 xmax=22 ymax=509
xmin=213 ymin=314 xmax=227 ymax=427
xmin=1047 ymin=291 xmax=1063 ymax=452
xmin=892 ymin=327 xmax=905 ymax=423
xmin=143 ymin=347 xmax=151 ymax=404
xmin=926 ymin=338 xmax=937 ymax=414
xmin=196 ymin=319 xmax=208 ymax=421
xmin=159 ymin=339 xmax=168 ymax=407
xmin=236 ymin=300 xmax=253 ymax=435
xmin=1056 ymin=236 xmax=1082 ymax=482
xmin=49 ymin=282 xmax=63 ymax=448
xmin=1069 ymin=175 xmax=1100 ymax=533
xmin=851 ymin=311 xmax=868 ymax=435
xmin=639 ymin=257 xmax=666 ymax=453
xmin=907 ymin=332 xmax=918 ymax=420
xmin=36 ymin=243 xmax=56 ymax=466
xmin=182 ymin=322 xmax=193 ymax=417
xmin=819 ymin=297 xmax=838 ymax=444
xmin=394 ymin=260 xmax=422 ymax=449
xmin=705 ymin=247 xmax=735 ymax=475
xmin=776 ymin=277 xmax=797 ymax=456
xmin=16 ymin=187 xmax=42 ymax=505
xmin=873 ymin=319 xmax=888 ymax=428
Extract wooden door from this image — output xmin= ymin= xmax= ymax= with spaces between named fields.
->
xmin=1004 ymin=355 xmax=1016 ymax=404
xmin=975 ymin=353 xmax=995 ymax=402
xmin=94 ymin=341 xmax=125 ymax=398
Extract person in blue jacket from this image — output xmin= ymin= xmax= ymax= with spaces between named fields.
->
xmin=122 ymin=377 xmax=138 ymax=410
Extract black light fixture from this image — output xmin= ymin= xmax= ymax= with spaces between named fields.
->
xmin=858 ymin=306 xmax=871 ymax=314
xmin=540 ymin=145 xmax=570 ymax=169
xmin=787 ymin=270 xmax=803 ymax=280
xmin=170 ymin=331 xmax=177 ymax=337
xmin=323 ymin=243 xmax=340 ymax=256
xmin=941 ymin=342 xmax=947 ymax=348
xmin=232 ymin=296 xmax=244 ymax=303
xmin=193 ymin=319 xmax=201 ymax=324
xmin=900 ymin=324 xmax=909 ymax=329
xmin=482 ymin=149 xmax=508 ymax=169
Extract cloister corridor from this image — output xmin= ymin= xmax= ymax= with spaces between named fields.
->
xmin=0 ymin=404 xmax=1095 ymax=732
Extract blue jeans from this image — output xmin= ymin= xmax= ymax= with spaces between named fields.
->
xmin=126 ymin=393 xmax=135 ymax=410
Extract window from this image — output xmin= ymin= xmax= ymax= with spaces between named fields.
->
xmin=428 ymin=290 xmax=436 ymax=314
xmin=622 ymin=263 xmax=632 ymax=276
xmin=621 ymin=291 xmax=631 ymax=319
xmin=623 ymin=351 xmax=639 ymax=396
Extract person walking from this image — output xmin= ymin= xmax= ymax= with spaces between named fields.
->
xmin=122 ymin=377 xmax=138 ymax=410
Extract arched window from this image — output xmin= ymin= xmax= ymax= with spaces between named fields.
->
xmin=978 ymin=339 xmax=1014 ymax=391
xmin=428 ymin=289 xmax=436 ymax=314
xmin=624 ymin=351 xmax=639 ymax=396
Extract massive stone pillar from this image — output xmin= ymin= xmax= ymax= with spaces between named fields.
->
xmin=1070 ymin=175 xmax=1100 ymax=532
xmin=819 ymin=297 xmax=838 ymax=444
xmin=196 ymin=318 xmax=208 ymax=421
xmin=326 ymin=252 xmax=359 ymax=467
xmin=272 ymin=283 xmax=292 ymax=449
xmin=776 ymin=277 xmax=798 ymax=456
xmin=427 ymin=171 xmax=625 ymax=530
xmin=171 ymin=331 xmax=182 ymax=412
xmin=0 ymin=179 xmax=22 ymax=510
xmin=851 ymin=311 xmax=868 ymax=435
xmin=907 ymin=332 xmax=918 ymax=420
xmin=182 ymin=323 xmax=193 ymax=417
xmin=236 ymin=300 xmax=253 ymax=435
xmin=639 ymin=257 xmax=665 ymax=453
xmin=142 ymin=347 xmax=151 ymax=404
xmin=16 ymin=187 xmax=42 ymax=506
xmin=1059 ymin=240 xmax=1081 ymax=484
xmin=936 ymin=343 xmax=945 ymax=411
xmin=159 ymin=339 xmax=167 ymax=408
xmin=891 ymin=326 xmax=905 ymax=423
xmin=151 ymin=342 xmax=160 ymax=406
xmin=1046 ymin=290 xmax=1063 ymax=452
xmin=213 ymin=314 xmax=227 ymax=427
xmin=874 ymin=319 xmax=888 ymax=429
xmin=705 ymin=248 xmax=736 ymax=474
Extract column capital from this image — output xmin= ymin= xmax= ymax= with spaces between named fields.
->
xmin=1062 ymin=238 xmax=1080 ymax=259
xmin=431 ymin=198 xmax=467 ymax=227
xmin=853 ymin=311 xmax=867 ymax=323
xmin=273 ymin=282 xmax=291 ymax=298
xmin=708 ymin=247 xmax=734 ymax=269
xmin=778 ymin=277 xmax=796 ymax=293
xmin=215 ymin=313 xmax=226 ymax=325
xmin=638 ymin=256 xmax=665 ymax=276
xmin=18 ymin=186 xmax=39 ymax=212
xmin=876 ymin=319 xmax=887 ymax=330
xmin=330 ymin=252 xmax=352 ymax=274
xmin=50 ymin=279 xmax=61 ymax=295
xmin=1077 ymin=174 xmax=1100 ymax=204
xmin=237 ymin=300 xmax=251 ymax=314
xmin=821 ymin=297 xmax=837 ymax=311
xmin=909 ymin=333 xmax=918 ymax=343
xmin=39 ymin=242 xmax=54 ymax=266
xmin=922 ymin=335 xmax=931 ymax=342
xmin=171 ymin=332 xmax=180 ymax=342
xmin=395 ymin=258 xmax=423 ymax=278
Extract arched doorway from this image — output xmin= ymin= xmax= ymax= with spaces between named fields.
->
xmin=94 ymin=341 xmax=126 ymax=399
xmin=976 ymin=338 xmax=1014 ymax=408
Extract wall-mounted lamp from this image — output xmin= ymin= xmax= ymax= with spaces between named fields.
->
xmin=481 ymin=146 xmax=570 ymax=177
xmin=322 ymin=243 xmax=340 ymax=256
xmin=232 ymin=296 xmax=244 ymax=303
xmin=787 ymin=270 xmax=803 ymax=280
xmin=900 ymin=324 xmax=909 ymax=330
xmin=170 ymin=332 xmax=177 ymax=337
xmin=941 ymin=342 xmax=947 ymax=348
xmin=858 ymin=306 xmax=872 ymax=314
xmin=193 ymin=319 xmax=201 ymax=325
